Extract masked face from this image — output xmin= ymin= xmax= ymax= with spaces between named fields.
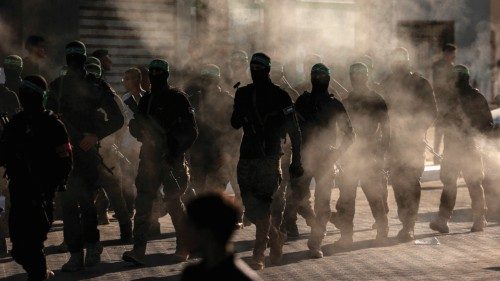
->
xmin=149 ymin=68 xmax=169 ymax=88
xmin=66 ymin=54 xmax=86 ymax=70
xmin=350 ymin=73 xmax=368 ymax=90
xmin=250 ymin=64 xmax=269 ymax=84
xmin=390 ymin=60 xmax=410 ymax=74
xmin=19 ymin=88 xmax=43 ymax=112
xmin=311 ymin=73 xmax=330 ymax=92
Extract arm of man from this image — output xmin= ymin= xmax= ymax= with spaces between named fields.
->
xmin=168 ymin=93 xmax=198 ymax=158
xmin=95 ymin=91 xmax=125 ymax=140
xmin=380 ymin=100 xmax=391 ymax=155
xmin=231 ymin=88 xmax=246 ymax=129
xmin=282 ymin=94 xmax=302 ymax=175
xmin=417 ymin=78 xmax=438 ymax=130
xmin=331 ymin=100 xmax=355 ymax=158
xmin=51 ymin=118 xmax=73 ymax=188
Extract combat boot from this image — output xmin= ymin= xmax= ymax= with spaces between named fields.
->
xmin=122 ymin=244 xmax=147 ymax=265
xmin=307 ymin=237 xmax=323 ymax=259
xmin=329 ymin=211 xmax=340 ymax=229
xmin=250 ymin=217 xmax=270 ymax=270
xmin=44 ymin=269 xmax=55 ymax=280
xmin=429 ymin=216 xmax=450 ymax=233
xmin=120 ymin=222 xmax=133 ymax=243
xmin=84 ymin=242 xmax=103 ymax=267
xmin=334 ymin=233 xmax=353 ymax=249
xmin=396 ymin=227 xmax=414 ymax=242
xmin=61 ymin=251 xmax=84 ymax=272
xmin=269 ymin=227 xmax=286 ymax=265
xmin=174 ymin=246 xmax=190 ymax=262
xmin=471 ymin=215 xmax=487 ymax=232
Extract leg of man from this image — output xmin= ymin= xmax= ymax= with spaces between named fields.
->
xmin=432 ymin=152 xmax=460 ymax=234
xmin=122 ymin=159 xmax=162 ymax=265
xmin=95 ymin=189 xmax=110 ymax=225
xmin=237 ymin=157 xmax=281 ymax=270
xmin=462 ymin=152 xmax=487 ymax=232
xmin=9 ymin=184 xmax=51 ymax=280
xmin=308 ymin=164 xmax=335 ymax=258
xmin=163 ymin=159 xmax=190 ymax=261
xmin=333 ymin=166 xmax=358 ymax=247
xmin=360 ymin=164 xmax=389 ymax=241
xmin=99 ymin=170 xmax=132 ymax=242
xmin=282 ymin=174 xmax=313 ymax=238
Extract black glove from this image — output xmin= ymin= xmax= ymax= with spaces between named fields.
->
xmin=289 ymin=162 xmax=304 ymax=178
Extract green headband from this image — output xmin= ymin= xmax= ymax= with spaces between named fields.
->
xmin=350 ymin=62 xmax=368 ymax=74
xmin=4 ymin=55 xmax=23 ymax=70
xmin=201 ymin=65 xmax=220 ymax=78
xmin=453 ymin=65 xmax=470 ymax=76
xmin=149 ymin=59 xmax=169 ymax=72
xmin=86 ymin=56 xmax=101 ymax=67
xmin=21 ymin=79 xmax=46 ymax=95
xmin=311 ymin=63 xmax=330 ymax=75
xmin=251 ymin=54 xmax=271 ymax=68
xmin=66 ymin=46 xmax=86 ymax=56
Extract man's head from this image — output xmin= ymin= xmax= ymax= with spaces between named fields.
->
xmin=349 ymin=62 xmax=369 ymax=89
xmin=85 ymin=56 xmax=102 ymax=77
xmin=19 ymin=75 xmax=47 ymax=112
xmin=230 ymin=50 xmax=248 ymax=72
xmin=186 ymin=192 xmax=241 ymax=251
xmin=92 ymin=49 xmax=112 ymax=71
xmin=148 ymin=59 xmax=169 ymax=88
xmin=65 ymin=41 xmax=87 ymax=69
xmin=200 ymin=64 xmax=221 ymax=88
xmin=449 ymin=64 xmax=470 ymax=88
xmin=310 ymin=63 xmax=330 ymax=92
xmin=25 ymin=35 xmax=47 ymax=59
xmin=122 ymin=67 xmax=142 ymax=92
xmin=442 ymin=43 xmax=457 ymax=63
xmin=3 ymin=55 xmax=23 ymax=77
xmin=390 ymin=47 xmax=410 ymax=74
xmin=250 ymin=52 xmax=271 ymax=84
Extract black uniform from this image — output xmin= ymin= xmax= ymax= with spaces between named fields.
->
xmin=0 ymin=110 xmax=72 ymax=280
xmin=438 ymin=85 xmax=493 ymax=220
xmin=335 ymin=89 xmax=389 ymax=236
xmin=189 ymin=85 xmax=236 ymax=192
xmin=294 ymin=90 xmax=354 ymax=247
xmin=128 ymin=86 xmax=197 ymax=252
xmin=0 ymin=85 xmax=20 ymax=118
xmin=46 ymin=70 xmax=124 ymax=254
xmin=432 ymin=59 xmax=454 ymax=160
xmin=381 ymin=72 xmax=437 ymax=232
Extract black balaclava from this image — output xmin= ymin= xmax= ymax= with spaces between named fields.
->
xmin=310 ymin=63 xmax=330 ymax=93
xmin=250 ymin=53 xmax=271 ymax=85
xmin=65 ymin=41 xmax=87 ymax=73
xmin=3 ymin=55 xmax=23 ymax=93
xmin=148 ymin=59 xmax=170 ymax=92
xmin=19 ymin=75 xmax=47 ymax=113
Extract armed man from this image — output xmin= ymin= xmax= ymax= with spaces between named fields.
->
xmin=45 ymin=41 xmax=125 ymax=271
xmin=292 ymin=63 xmax=354 ymax=259
xmin=231 ymin=53 xmax=303 ymax=270
xmin=381 ymin=47 xmax=437 ymax=242
xmin=330 ymin=63 xmax=389 ymax=248
xmin=432 ymin=44 xmax=457 ymax=164
xmin=123 ymin=59 xmax=198 ymax=265
xmin=189 ymin=64 xmax=237 ymax=193
xmin=430 ymin=65 xmax=493 ymax=233
xmin=3 ymin=55 xmax=23 ymax=95
xmin=0 ymin=56 xmax=21 ymax=256
xmin=0 ymin=75 xmax=72 ymax=281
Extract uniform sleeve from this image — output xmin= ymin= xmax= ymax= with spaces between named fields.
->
xmin=417 ymin=77 xmax=438 ymax=130
xmin=283 ymin=93 xmax=302 ymax=164
xmin=169 ymin=94 xmax=198 ymax=157
xmin=95 ymin=91 xmax=125 ymax=140
xmin=334 ymin=101 xmax=355 ymax=153
xmin=473 ymin=93 xmax=494 ymax=135
xmin=231 ymin=88 xmax=246 ymax=129
xmin=129 ymin=95 xmax=148 ymax=140
xmin=6 ymin=90 xmax=20 ymax=117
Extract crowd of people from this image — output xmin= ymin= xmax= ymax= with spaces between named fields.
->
xmin=0 ymin=35 xmax=495 ymax=281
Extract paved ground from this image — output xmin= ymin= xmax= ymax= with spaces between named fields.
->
xmin=1 ymin=180 xmax=500 ymax=280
